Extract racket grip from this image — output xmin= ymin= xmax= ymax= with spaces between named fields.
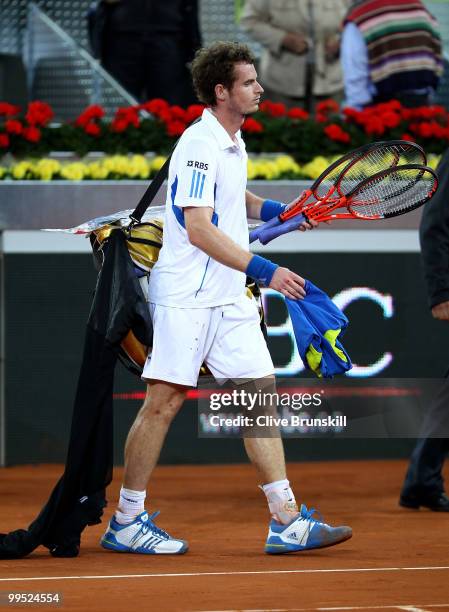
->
xmin=258 ymin=214 xmax=306 ymax=245
xmin=249 ymin=216 xmax=281 ymax=243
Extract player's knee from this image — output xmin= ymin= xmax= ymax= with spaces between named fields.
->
xmin=141 ymin=386 xmax=186 ymax=424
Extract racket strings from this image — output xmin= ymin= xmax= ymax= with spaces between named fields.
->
xmin=349 ymin=167 xmax=435 ymax=218
xmin=313 ymin=143 xmax=426 ymax=201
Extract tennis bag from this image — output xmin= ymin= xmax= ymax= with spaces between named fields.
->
xmin=90 ymin=219 xmax=266 ymax=378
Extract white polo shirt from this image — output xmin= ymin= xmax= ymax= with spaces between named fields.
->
xmin=148 ymin=109 xmax=249 ymax=308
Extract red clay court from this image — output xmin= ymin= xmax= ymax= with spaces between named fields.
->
xmin=1 ymin=459 xmax=449 ymax=611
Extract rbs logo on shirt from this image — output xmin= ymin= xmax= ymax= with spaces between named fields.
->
xmin=187 ymin=160 xmax=209 ymax=170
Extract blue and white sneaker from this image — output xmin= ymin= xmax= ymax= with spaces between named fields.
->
xmin=265 ymin=504 xmax=352 ymax=554
xmin=100 ymin=510 xmax=188 ymax=554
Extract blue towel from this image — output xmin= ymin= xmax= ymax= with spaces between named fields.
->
xmin=285 ymin=280 xmax=352 ymax=378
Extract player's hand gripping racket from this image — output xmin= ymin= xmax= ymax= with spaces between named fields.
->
xmin=252 ymin=163 xmax=438 ymax=245
xmin=249 ymin=140 xmax=428 ymax=245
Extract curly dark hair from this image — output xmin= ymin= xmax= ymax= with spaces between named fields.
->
xmin=191 ymin=42 xmax=256 ymax=106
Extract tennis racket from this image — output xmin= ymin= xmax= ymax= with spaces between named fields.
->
xmin=250 ymin=140 xmax=425 ymax=244
xmin=252 ymin=164 xmax=438 ymax=245
xmin=308 ymin=140 xmax=425 ymax=200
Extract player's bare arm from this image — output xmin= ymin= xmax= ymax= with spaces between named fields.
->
xmin=184 ymin=205 xmax=306 ymax=300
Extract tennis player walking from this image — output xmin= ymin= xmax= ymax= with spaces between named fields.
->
xmin=101 ymin=42 xmax=352 ymax=555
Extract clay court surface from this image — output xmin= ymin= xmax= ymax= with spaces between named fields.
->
xmin=1 ymin=460 xmax=449 ymax=611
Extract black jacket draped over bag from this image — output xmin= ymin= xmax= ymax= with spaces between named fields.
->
xmin=0 ymin=231 xmax=152 ymax=558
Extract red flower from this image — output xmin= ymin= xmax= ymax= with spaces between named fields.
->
xmin=380 ymin=111 xmax=401 ymax=129
xmin=364 ymin=117 xmax=385 ymax=136
xmin=353 ymin=111 xmax=371 ymax=126
xmin=111 ymin=107 xmax=140 ymax=131
xmin=0 ymin=133 xmax=10 ymax=148
xmin=324 ymin=123 xmax=350 ymax=143
xmin=268 ymin=102 xmax=286 ymax=117
xmin=428 ymin=121 xmax=446 ymax=138
xmin=242 ymin=117 xmax=264 ymax=133
xmin=417 ymin=121 xmax=433 ymax=138
xmin=121 ymin=108 xmax=139 ymax=127
xmin=75 ymin=105 xmax=105 ymax=127
xmin=430 ymin=105 xmax=446 ymax=116
xmin=259 ymin=101 xmax=286 ymax=117
xmin=22 ymin=126 xmax=41 ymax=142
xmin=25 ymin=101 xmax=53 ymax=126
xmin=315 ymin=113 xmax=328 ymax=123
xmin=315 ymin=99 xmax=339 ymax=115
xmin=400 ymin=108 xmax=413 ymax=121
xmin=169 ymin=105 xmax=187 ymax=122
xmin=110 ymin=118 xmax=128 ymax=132
xmin=141 ymin=98 xmax=170 ymax=117
xmin=342 ymin=107 xmax=361 ymax=120
xmin=158 ymin=109 xmax=173 ymax=123
xmin=375 ymin=99 xmax=402 ymax=113
xmin=166 ymin=120 xmax=187 ymax=137
xmin=400 ymin=133 xmax=416 ymax=142
xmin=5 ymin=119 xmax=23 ymax=135
xmin=287 ymin=107 xmax=309 ymax=120
xmin=413 ymin=106 xmax=438 ymax=120
xmin=84 ymin=122 xmax=101 ymax=136
xmin=406 ymin=105 xmax=448 ymax=121
xmin=185 ymin=104 xmax=205 ymax=123
xmin=0 ymin=102 xmax=20 ymax=116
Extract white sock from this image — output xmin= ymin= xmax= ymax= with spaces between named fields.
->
xmin=115 ymin=487 xmax=146 ymax=525
xmin=260 ymin=479 xmax=299 ymax=525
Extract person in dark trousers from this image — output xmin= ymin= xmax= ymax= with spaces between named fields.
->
xmin=95 ymin=0 xmax=202 ymax=106
xmin=400 ymin=150 xmax=449 ymax=512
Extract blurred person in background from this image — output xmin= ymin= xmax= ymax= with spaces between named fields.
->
xmin=341 ymin=0 xmax=443 ymax=110
xmin=399 ymin=150 xmax=449 ymax=513
xmin=88 ymin=0 xmax=201 ymax=106
xmin=240 ymin=0 xmax=349 ymax=111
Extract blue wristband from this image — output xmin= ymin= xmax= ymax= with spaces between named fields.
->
xmin=246 ymin=254 xmax=279 ymax=286
xmin=260 ymin=199 xmax=287 ymax=222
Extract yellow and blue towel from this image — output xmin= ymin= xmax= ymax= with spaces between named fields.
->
xmin=285 ymin=280 xmax=352 ymax=378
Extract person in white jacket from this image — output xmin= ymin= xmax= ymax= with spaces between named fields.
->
xmin=240 ymin=0 xmax=350 ymax=109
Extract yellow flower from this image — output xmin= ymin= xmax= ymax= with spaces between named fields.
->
xmin=301 ymin=156 xmax=329 ymax=179
xmin=274 ymin=155 xmax=297 ymax=172
xmin=251 ymin=160 xmax=280 ymax=179
xmin=3 ymin=152 xmax=442 ymax=182
xmin=151 ymin=156 xmax=167 ymax=173
xmin=12 ymin=161 xmax=33 ymax=180
xmin=88 ymin=161 xmax=109 ymax=180
xmin=247 ymin=158 xmax=256 ymax=180
xmin=111 ymin=155 xmax=129 ymax=175
xmin=35 ymin=158 xmax=61 ymax=181
xmin=123 ymin=158 xmax=136 ymax=178
xmin=265 ymin=160 xmax=280 ymax=180
xmin=130 ymin=155 xmax=150 ymax=179
xmin=274 ymin=155 xmax=301 ymax=176
xmin=252 ymin=160 xmax=267 ymax=179
xmin=60 ymin=162 xmax=87 ymax=181
xmin=102 ymin=157 xmax=118 ymax=172
xmin=123 ymin=155 xmax=146 ymax=178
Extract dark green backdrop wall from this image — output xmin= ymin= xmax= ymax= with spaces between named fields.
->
xmin=2 ymin=252 xmax=446 ymax=465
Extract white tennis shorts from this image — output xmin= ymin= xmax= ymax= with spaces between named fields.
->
xmin=142 ymin=294 xmax=274 ymax=386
